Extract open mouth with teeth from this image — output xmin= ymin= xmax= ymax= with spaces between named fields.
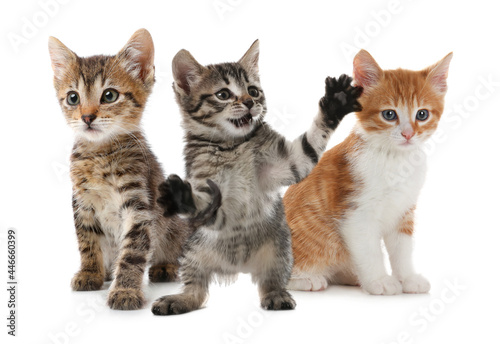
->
xmin=228 ymin=113 xmax=253 ymax=128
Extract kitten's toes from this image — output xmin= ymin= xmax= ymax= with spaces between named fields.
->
xmin=288 ymin=276 xmax=327 ymax=291
xmin=71 ymin=271 xmax=104 ymax=291
xmin=107 ymin=288 xmax=145 ymax=310
xmin=151 ymin=294 xmax=195 ymax=316
xmin=260 ymin=290 xmax=296 ymax=310
xmin=148 ymin=263 xmax=178 ymax=283
xmin=168 ymin=174 xmax=196 ymax=214
xmin=157 ymin=179 xmax=177 ymax=216
xmin=324 ymin=74 xmax=353 ymax=94
xmin=363 ymin=276 xmax=403 ymax=295
xmin=402 ymin=274 xmax=430 ymax=294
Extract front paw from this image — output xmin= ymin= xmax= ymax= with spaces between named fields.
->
xmin=157 ymin=174 xmax=196 ymax=217
xmin=402 ymin=274 xmax=430 ymax=294
xmin=71 ymin=271 xmax=104 ymax=291
xmin=319 ymin=74 xmax=363 ymax=128
xmin=363 ymin=275 xmax=402 ymax=295
xmin=260 ymin=290 xmax=296 ymax=310
xmin=107 ymin=288 xmax=145 ymax=310
xmin=151 ymin=294 xmax=197 ymax=316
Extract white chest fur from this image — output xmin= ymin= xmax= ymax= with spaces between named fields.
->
xmin=349 ymin=141 xmax=427 ymax=233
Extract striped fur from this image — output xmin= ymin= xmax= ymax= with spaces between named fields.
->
xmin=151 ymin=40 xmax=362 ymax=315
xmin=284 ymin=50 xmax=452 ymax=294
xmin=49 ymin=29 xmax=190 ymax=310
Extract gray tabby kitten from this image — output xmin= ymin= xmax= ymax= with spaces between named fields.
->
xmin=152 ymin=40 xmax=362 ymax=315
xmin=49 ymin=29 xmax=190 ymax=310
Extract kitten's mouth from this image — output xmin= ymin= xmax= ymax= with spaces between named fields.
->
xmin=84 ymin=126 xmax=100 ymax=133
xmin=228 ymin=113 xmax=253 ymax=128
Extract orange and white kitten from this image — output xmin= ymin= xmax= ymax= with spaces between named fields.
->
xmin=284 ymin=50 xmax=452 ymax=295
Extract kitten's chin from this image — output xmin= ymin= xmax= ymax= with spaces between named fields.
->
xmin=393 ymin=140 xmax=423 ymax=151
xmin=75 ymin=128 xmax=110 ymax=143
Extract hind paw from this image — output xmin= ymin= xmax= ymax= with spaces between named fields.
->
xmin=148 ymin=264 xmax=178 ymax=283
xmin=288 ymin=276 xmax=328 ymax=291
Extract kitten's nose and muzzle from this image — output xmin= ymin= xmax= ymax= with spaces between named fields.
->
xmin=242 ymin=99 xmax=254 ymax=109
xmin=81 ymin=114 xmax=97 ymax=126
xmin=401 ymin=129 xmax=415 ymax=141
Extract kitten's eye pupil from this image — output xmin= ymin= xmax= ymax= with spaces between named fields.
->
xmin=382 ymin=110 xmax=397 ymax=121
xmin=215 ymin=89 xmax=231 ymax=100
xmin=101 ymin=89 xmax=119 ymax=103
xmin=67 ymin=92 xmax=80 ymax=106
xmin=416 ymin=109 xmax=429 ymax=121
xmin=248 ymin=87 xmax=259 ymax=98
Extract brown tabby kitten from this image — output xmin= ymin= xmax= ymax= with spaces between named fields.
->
xmin=49 ymin=29 xmax=190 ymax=310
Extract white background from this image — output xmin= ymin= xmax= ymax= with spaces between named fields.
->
xmin=1 ymin=0 xmax=499 ymax=343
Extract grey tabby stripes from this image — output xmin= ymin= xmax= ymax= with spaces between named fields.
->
xmin=152 ymin=40 xmax=362 ymax=315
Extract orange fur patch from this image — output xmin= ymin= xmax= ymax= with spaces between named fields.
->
xmin=284 ymin=133 xmax=360 ymax=273
xmin=398 ymin=206 xmax=415 ymax=236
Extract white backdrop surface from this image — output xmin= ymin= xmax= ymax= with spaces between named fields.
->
xmin=1 ymin=1 xmax=499 ymax=343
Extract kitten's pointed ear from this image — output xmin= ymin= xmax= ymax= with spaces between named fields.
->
xmin=353 ymin=49 xmax=382 ymax=90
xmin=172 ymin=49 xmax=205 ymax=95
xmin=117 ymin=28 xmax=155 ymax=84
xmin=424 ymin=52 xmax=453 ymax=94
xmin=238 ymin=39 xmax=259 ymax=75
xmin=48 ymin=36 xmax=77 ymax=80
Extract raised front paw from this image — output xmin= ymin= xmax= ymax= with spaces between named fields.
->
xmin=260 ymin=290 xmax=296 ymax=310
xmin=107 ymin=288 xmax=145 ymax=310
xmin=157 ymin=174 xmax=196 ymax=217
xmin=71 ymin=271 xmax=104 ymax=291
xmin=319 ymin=74 xmax=363 ymax=129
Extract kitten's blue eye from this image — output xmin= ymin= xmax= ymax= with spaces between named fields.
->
xmin=416 ymin=109 xmax=429 ymax=121
xmin=248 ymin=86 xmax=259 ymax=98
xmin=101 ymin=89 xmax=119 ymax=104
xmin=67 ymin=92 xmax=80 ymax=106
xmin=215 ymin=89 xmax=231 ymax=100
xmin=382 ymin=110 xmax=397 ymax=121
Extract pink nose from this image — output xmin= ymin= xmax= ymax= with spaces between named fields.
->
xmin=401 ymin=130 xmax=414 ymax=140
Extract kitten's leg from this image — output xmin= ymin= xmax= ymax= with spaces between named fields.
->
xmin=258 ymin=75 xmax=363 ymax=190
xmin=384 ymin=210 xmax=430 ymax=294
xmin=71 ymin=200 xmax=105 ymax=291
xmin=342 ymin=217 xmax=402 ymax=295
xmin=252 ymin=228 xmax=296 ymax=310
xmin=151 ymin=249 xmax=210 ymax=315
xmin=107 ymin=207 xmax=152 ymax=310
xmin=256 ymin=264 xmax=296 ymax=310
xmin=148 ymin=216 xmax=187 ymax=283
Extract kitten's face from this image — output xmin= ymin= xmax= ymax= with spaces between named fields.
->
xmin=172 ymin=40 xmax=266 ymax=140
xmin=49 ymin=29 xmax=155 ymax=143
xmin=353 ymin=50 xmax=452 ymax=150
